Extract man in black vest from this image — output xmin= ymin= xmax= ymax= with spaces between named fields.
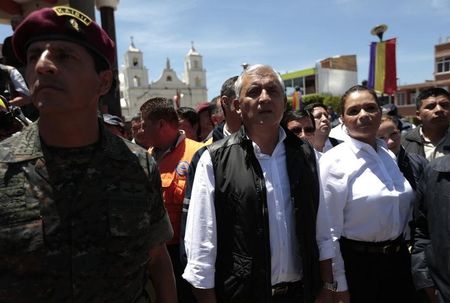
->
xmin=183 ymin=64 xmax=341 ymax=303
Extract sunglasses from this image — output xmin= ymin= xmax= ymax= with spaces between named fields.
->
xmin=289 ymin=126 xmax=315 ymax=135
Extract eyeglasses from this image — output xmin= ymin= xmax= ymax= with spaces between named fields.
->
xmin=289 ymin=126 xmax=315 ymax=135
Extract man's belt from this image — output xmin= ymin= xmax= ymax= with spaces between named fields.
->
xmin=271 ymin=280 xmax=303 ymax=296
xmin=340 ymin=235 xmax=404 ymax=255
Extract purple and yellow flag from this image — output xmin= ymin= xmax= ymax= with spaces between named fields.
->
xmin=368 ymin=38 xmax=397 ymax=95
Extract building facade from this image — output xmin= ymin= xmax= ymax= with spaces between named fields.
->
xmin=395 ymin=39 xmax=450 ymax=117
xmin=120 ymin=41 xmax=208 ymax=121
xmin=281 ymin=55 xmax=358 ymax=97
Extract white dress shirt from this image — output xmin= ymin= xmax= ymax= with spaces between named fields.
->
xmin=329 ymin=122 xmax=347 ymax=141
xmin=315 ymin=138 xmax=336 ymax=160
xmin=183 ymin=127 xmax=335 ymax=289
xmin=319 ymin=133 xmax=414 ymax=291
xmin=9 ymin=67 xmax=30 ymax=96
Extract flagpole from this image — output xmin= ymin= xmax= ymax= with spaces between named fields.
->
xmin=370 ymin=24 xmax=389 ymax=103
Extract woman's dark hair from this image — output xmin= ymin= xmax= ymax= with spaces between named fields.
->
xmin=177 ymin=106 xmax=199 ymax=127
xmin=340 ymin=85 xmax=379 ymax=115
xmin=380 ymin=115 xmax=402 ymax=131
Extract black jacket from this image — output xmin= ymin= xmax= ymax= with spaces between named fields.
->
xmin=207 ymin=126 xmax=322 ymax=303
xmin=402 ymin=126 xmax=450 ymax=159
xmin=397 ymin=146 xmax=428 ymax=191
xmin=412 ymin=154 xmax=450 ymax=302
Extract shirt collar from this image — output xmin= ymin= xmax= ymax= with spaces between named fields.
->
xmin=251 ymin=127 xmax=287 ymax=158
xmin=149 ymin=131 xmax=185 ymax=161
xmin=343 ymin=132 xmax=385 ymax=156
xmin=223 ymin=123 xmax=232 ymax=137
xmin=419 ymin=125 xmax=450 ymax=145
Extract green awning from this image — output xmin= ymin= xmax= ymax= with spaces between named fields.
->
xmin=281 ymin=68 xmax=316 ymax=80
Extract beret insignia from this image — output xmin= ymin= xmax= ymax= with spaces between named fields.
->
xmin=53 ymin=6 xmax=92 ymax=26
xmin=69 ymin=18 xmax=80 ymax=31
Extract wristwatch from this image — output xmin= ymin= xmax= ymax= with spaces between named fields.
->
xmin=322 ymin=281 xmax=338 ymax=292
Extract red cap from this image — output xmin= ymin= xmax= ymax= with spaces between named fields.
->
xmin=12 ymin=6 xmax=115 ymax=68
xmin=196 ymin=102 xmax=210 ymax=113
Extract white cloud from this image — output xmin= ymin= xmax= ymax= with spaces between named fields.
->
xmin=431 ymin=0 xmax=450 ymax=11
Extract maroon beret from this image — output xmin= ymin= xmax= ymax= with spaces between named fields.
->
xmin=196 ymin=102 xmax=210 ymax=113
xmin=12 ymin=6 xmax=115 ymax=68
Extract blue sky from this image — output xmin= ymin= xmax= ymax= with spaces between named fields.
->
xmin=1 ymin=0 xmax=450 ymax=101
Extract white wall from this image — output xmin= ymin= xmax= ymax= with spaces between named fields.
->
xmin=316 ymin=64 xmax=358 ymax=96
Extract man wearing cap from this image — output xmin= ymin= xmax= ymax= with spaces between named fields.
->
xmin=196 ymin=102 xmax=214 ymax=142
xmin=0 ymin=6 xmax=176 ymax=303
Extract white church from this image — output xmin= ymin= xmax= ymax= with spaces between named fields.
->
xmin=119 ymin=40 xmax=208 ymax=121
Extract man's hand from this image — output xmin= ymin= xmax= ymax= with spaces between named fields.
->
xmin=315 ymin=288 xmax=333 ymax=303
xmin=9 ymin=95 xmax=31 ymax=107
xmin=192 ymin=288 xmax=217 ymax=303
xmin=333 ymin=290 xmax=350 ymax=303
xmin=148 ymin=243 xmax=177 ymax=303
xmin=424 ymin=287 xmax=438 ymax=303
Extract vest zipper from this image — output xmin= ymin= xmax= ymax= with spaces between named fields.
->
xmin=257 ymin=174 xmax=272 ymax=302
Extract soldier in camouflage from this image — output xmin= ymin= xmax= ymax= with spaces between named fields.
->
xmin=0 ymin=6 xmax=176 ymax=303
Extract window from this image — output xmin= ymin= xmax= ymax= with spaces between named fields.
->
xmin=396 ymin=92 xmax=406 ymax=105
xmin=436 ymin=56 xmax=450 ymax=73
xmin=133 ymin=57 xmax=139 ymax=67
xmin=409 ymin=91 xmax=417 ymax=105
xmin=133 ymin=76 xmax=140 ymax=87
xmin=194 ymin=60 xmax=199 ymax=69
xmin=195 ymin=77 xmax=201 ymax=87
xmin=166 ymin=76 xmax=172 ymax=82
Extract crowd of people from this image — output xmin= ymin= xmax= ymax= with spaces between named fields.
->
xmin=0 ymin=5 xmax=450 ymax=303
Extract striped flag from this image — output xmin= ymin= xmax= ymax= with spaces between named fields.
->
xmin=292 ymin=88 xmax=302 ymax=111
xmin=368 ymin=38 xmax=397 ymax=95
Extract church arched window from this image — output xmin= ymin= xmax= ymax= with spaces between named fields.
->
xmin=166 ymin=75 xmax=172 ymax=82
xmin=133 ymin=76 xmax=140 ymax=87
xmin=195 ymin=77 xmax=201 ymax=87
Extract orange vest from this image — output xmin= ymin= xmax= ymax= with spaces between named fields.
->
xmin=158 ymin=138 xmax=204 ymax=245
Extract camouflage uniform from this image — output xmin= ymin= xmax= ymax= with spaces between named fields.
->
xmin=0 ymin=122 xmax=173 ymax=303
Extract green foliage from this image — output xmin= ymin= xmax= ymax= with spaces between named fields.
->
xmin=302 ymin=94 xmax=325 ymax=107
xmin=323 ymin=95 xmax=341 ymax=114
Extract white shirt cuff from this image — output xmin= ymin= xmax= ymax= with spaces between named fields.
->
xmin=182 ymin=262 xmax=215 ymax=289
xmin=335 ymin=273 xmax=348 ymax=292
xmin=318 ymin=238 xmax=335 ymax=261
